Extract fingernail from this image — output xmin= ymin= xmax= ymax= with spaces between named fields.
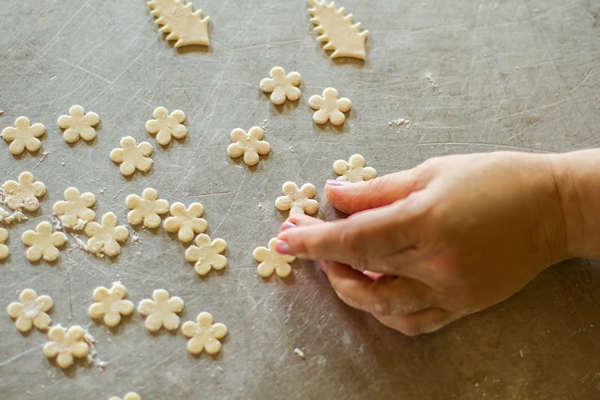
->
xmin=274 ymin=239 xmax=291 ymax=255
xmin=281 ymin=221 xmax=296 ymax=231
xmin=326 ymin=179 xmax=348 ymax=187
xmin=317 ymin=260 xmax=328 ymax=273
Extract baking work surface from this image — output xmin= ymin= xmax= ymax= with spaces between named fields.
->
xmin=1 ymin=0 xmax=600 ymax=399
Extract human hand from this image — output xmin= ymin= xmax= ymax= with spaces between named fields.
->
xmin=276 ymin=152 xmax=568 ymax=335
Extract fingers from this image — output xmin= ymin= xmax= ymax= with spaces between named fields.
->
xmin=277 ymin=195 xmax=426 ymax=265
xmin=373 ymin=308 xmax=454 ymax=336
xmin=325 ymin=169 xmax=427 ymax=215
xmin=325 ymin=261 xmax=440 ymax=317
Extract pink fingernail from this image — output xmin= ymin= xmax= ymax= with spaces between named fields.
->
xmin=281 ymin=221 xmax=296 ymax=231
xmin=326 ymin=179 xmax=348 ymax=187
xmin=317 ymin=260 xmax=328 ymax=273
xmin=275 ymin=240 xmax=291 ymax=255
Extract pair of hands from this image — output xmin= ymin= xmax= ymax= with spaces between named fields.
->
xmin=275 ymin=152 xmax=569 ymax=335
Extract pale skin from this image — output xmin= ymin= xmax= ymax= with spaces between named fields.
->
xmin=275 ymin=150 xmax=600 ymax=336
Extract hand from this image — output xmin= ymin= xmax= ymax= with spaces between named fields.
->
xmin=276 ymin=152 xmax=569 ymax=335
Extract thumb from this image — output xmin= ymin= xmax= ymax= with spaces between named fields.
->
xmin=325 ymin=170 xmax=424 ymax=214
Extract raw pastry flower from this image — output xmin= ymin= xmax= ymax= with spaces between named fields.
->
xmin=1 ymin=116 xmax=45 ymax=154
xmin=22 ymin=221 xmax=67 ymax=262
xmin=145 ymin=107 xmax=187 ymax=146
xmin=259 ymin=67 xmax=302 ymax=105
xmin=57 ymin=105 xmax=100 ymax=143
xmin=126 ymin=188 xmax=169 ymax=229
xmin=163 ymin=202 xmax=207 ymax=242
xmin=109 ymin=393 xmax=141 ymax=400
xmin=275 ymin=181 xmax=319 ymax=215
xmin=85 ymin=212 xmax=129 ymax=257
xmin=88 ymin=283 xmax=135 ymax=327
xmin=7 ymin=289 xmax=53 ymax=332
xmin=43 ymin=325 xmax=90 ymax=369
xmin=227 ymin=126 xmax=270 ymax=166
xmin=53 ymin=187 xmax=96 ymax=230
xmin=333 ymin=154 xmax=377 ymax=182
xmin=110 ymin=136 xmax=154 ymax=176
xmin=182 ymin=312 xmax=227 ymax=355
xmin=253 ymin=238 xmax=296 ymax=278
xmin=0 ymin=228 xmax=9 ymax=260
xmin=185 ymin=234 xmax=227 ymax=276
xmin=2 ymin=171 xmax=46 ymax=211
xmin=308 ymin=87 xmax=352 ymax=125
xmin=138 ymin=289 xmax=184 ymax=331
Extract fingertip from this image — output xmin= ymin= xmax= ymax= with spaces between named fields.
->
xmin=281 ymin=221 xmax=296 ymax=231
xmin=274 ymin=239 xmax=291 ymax=255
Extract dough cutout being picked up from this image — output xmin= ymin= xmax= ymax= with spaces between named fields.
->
xmin=275 ymin=181 xmax=319 ymax=215
xmin=88 ymin=283 xmax=135 ymax=327
xmin=138 ymin=289 xmax=184 ymax=332
xmin=254 ymin=238 xmax=296 ymax=278
xmin=333 ymin=154 xmax=377 ymax=182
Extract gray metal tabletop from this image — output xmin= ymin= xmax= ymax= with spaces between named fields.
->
xmin=1 ymin=0 xmax=599 ymax=399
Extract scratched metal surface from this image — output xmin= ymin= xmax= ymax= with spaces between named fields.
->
xmin=1 ymin=0 xmax=600 ymax=399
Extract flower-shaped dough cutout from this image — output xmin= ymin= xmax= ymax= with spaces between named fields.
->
xmin=22 ymin=221 xmax=67 ymax=262
xmin=163 ymin=202 xmax=207 ymax=242
xmin=182 ymin=312 xmax=227 ymax=355
xmin=253 ymin=238 xmax=296 ymax=278
xmin=334 ymin=154 xmax=377 ymax=182
xmin=2 ymin=171 xmax=46 ymax=212
xmin=0 ymin=228 xmax=9 ymax=260
xmin=109 ymin=393 xmax=141 ymax=400
xmin=138 ymin=289 xmax=184 ymax=332
xmin=1 ymin=116 xmax=45 ymax=154
xmin=126 ymin=188 xmax=169 ymax=229
xmin=88 ymin=283 xmax=135 ymax=327
xmin=110 ymin=136 xmax=154 ymax=176
xmin=57 ymin=105 xmax=100 ymax=143
xmin=84 ymin=212 xmax=129 ymax=257
xmin=308 ymin=87 xmax=352 ymax=125
xmin=185 ymin=234 xmax=227 ymax=276
xmin=7 ymin=289 xmax=53 ymax=332
xmin=227 ymin=126 xmax=270 ymax=166
xmin=275 ymin=182 xmax=319 ymax=215
xmin=259 ymin=67 xmax=302 ymax=105
xmin=53 ymin=187 xmax=96 ymax=230
xmin=43 ymin=325 xmax=90 ymax=369
xmin=146 ymin=107 xmax=187 ymax=146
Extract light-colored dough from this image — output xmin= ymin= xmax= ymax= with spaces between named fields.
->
xmin=1 ymin=116 xmax=45 ymax=154
xmin=253 ymin=238 xmax=296 ymax=278
xmin=126 ymin=188 xmax=169 ymax=229
xmin=2 ymin=171 xmax=46 ymax=212
xmin=0 ymin=227 xmax=9 ymax=260
xmin=22 ymin=221 xmax=67 ymax=262
xmin=275 ymin=182 xmax=319 ymax=215
xmin=110 ymin=136 xmax=154 ymax=176
xmin=57 ymin=105 xmax=100 ymax=143
xmin=163 ymin=202 xmax=207 ymax=242
xmin=88 ymin=283 xmax=135 ymax=327
xmin=181 ymin=312 xmax=227 ymax=355
xmin=138 ymin=289 xmax=184 ymax=331
xmin=260 ymin=67 xmax=302 ymax=105
xmin=227 ymin=126 xmax=270 ymax=166
xmin=308 ymin=87 xmax=352 ymax=125
xmin=185 ymin=234 xmax=227 ymax=276
xmin=43 ymin=325 xmax=90 ymax=369
xmin=145 ymin=107 xmax=187 ymax=146
xmin=53 ymin=187 xmax=96 ymax=230
xmin=84 ymin=212 xmax=129 ymax=257
xmin=108 ymin=393 xmax=141 ymax=400
xmin=333 ymin=154 xmax=377 ymax=182
xmin=7 ymin=289 xmax=53 ymax=332
xmin=148 ymin=0 xmax=210 ymax=48
xmin=308 ymin=0 xmax=368 ymax=60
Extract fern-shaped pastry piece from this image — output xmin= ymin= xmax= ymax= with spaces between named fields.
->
xmin=308 ymin=0 xmax=368 ymax=60
xmin=148 ymin=0 xmax=210 ymax=48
